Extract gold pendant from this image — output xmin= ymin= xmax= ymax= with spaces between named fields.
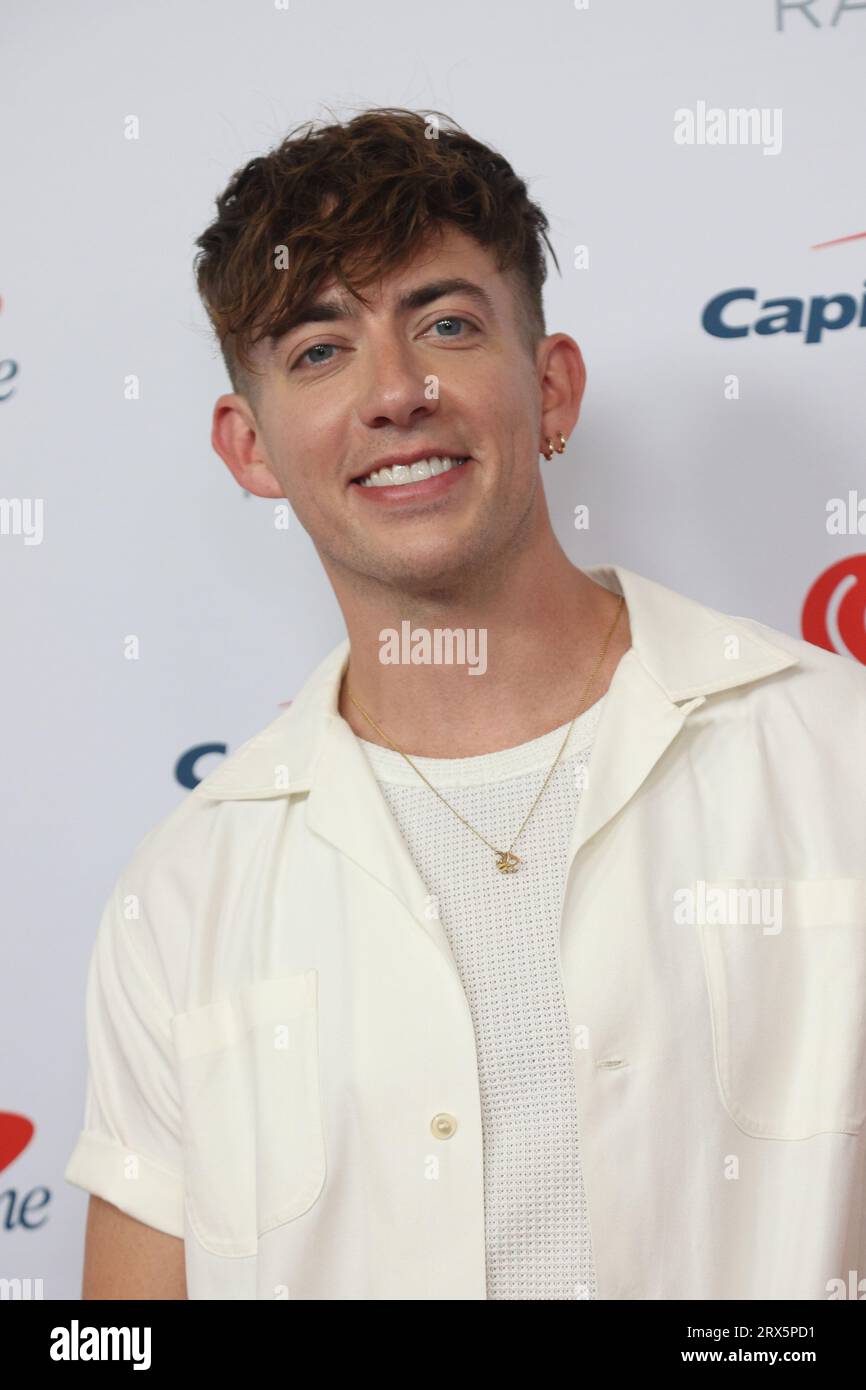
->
xmin=495 ymin=851 xmax=521 ymax=873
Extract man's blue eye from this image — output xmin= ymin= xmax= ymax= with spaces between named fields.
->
xmin=296 ymin=344 xmax=337 ymax=370
xmin=432 ymin=317 xmax=467 ymax=337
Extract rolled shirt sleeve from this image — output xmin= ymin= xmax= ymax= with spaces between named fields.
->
xmin=64 ymin=880 xmax=185 ymax=1239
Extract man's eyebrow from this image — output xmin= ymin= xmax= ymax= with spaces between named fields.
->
xmin=277 ymin=277 xmax=498 ymax=343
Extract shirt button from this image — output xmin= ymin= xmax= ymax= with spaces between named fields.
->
xmin=430 ymin=1112 xmax=458 ymax=1139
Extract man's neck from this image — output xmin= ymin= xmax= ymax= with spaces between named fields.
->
xmin=334 ymin=541 xmax=632 ymax=760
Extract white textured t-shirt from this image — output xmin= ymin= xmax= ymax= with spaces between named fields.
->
xmin=356 ymin=694 xmax=606 ymax=1301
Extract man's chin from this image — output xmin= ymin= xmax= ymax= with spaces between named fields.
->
xmin=361 ymin=543 xmax=494 ymax=599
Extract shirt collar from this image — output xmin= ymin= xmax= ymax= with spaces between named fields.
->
xmin=198 ymin=563 xmax=799 ymax=802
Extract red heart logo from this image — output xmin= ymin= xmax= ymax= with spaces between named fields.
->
xmin=0 ymin=1114 xmax=35 ymax=1174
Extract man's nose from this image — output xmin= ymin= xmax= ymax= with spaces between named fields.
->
xmin=356 ymin=335 xmax=438 ymax=427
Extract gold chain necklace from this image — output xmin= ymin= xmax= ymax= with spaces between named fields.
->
xmin=346 ymin=595 xmax=624 ymax=875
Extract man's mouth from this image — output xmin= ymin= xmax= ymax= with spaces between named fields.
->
xmin=351 ymin=455 xmax=471 ymax=488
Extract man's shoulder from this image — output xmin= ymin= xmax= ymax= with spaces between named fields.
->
xmin=111 ymin=635 xmax=349 ymax=913
xmin=125 ymin=705 xmax=298 ymax=877
xmin=101 ymin=703 xmax=310 ymax=1005
xmin=730 ymin=610 xmax=866 ymax=699
xmin=712 ymin=609 xmax=866 ymax=760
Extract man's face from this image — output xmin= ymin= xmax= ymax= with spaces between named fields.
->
xmin=216 ymin=226 xmax=577 ymax=600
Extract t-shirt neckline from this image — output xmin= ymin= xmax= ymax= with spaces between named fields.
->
xmin=354 ymin=693 xmax=606 ymax=788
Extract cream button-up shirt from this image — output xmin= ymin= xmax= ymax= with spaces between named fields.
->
xmin=64 ymin=564 xmax=866 ymax=1300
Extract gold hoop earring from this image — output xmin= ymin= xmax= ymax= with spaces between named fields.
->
xmin=541 ymin=431 xmax=567 ymax=460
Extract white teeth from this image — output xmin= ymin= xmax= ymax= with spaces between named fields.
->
xmin=359 ymin=456 xmax=468 ymax=487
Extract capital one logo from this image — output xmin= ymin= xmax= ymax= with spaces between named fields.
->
xmin=0 ymin=1113 xmax=50 ymax=1232
xmin=0 ymin=293 xmax=19 ymax=401
xmin=802 ymin=556 xmax=866 ymax=664
xmin=701 ymin=226 xmax=866 ymax=345
xmin=175 ymin=742 xmax=228 ymax=789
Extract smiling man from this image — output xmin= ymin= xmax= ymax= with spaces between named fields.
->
xmin=205 ymin=158 xmax=630 ymax=760
xmin=65 ymin=107 xmax=866 ymax=1302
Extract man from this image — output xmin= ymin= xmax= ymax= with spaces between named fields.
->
xmin=66 ymin=108 xmax=866 ymax=1301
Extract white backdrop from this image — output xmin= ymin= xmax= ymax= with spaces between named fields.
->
xmin=2 ymin=0 xmax=865 ymax=1299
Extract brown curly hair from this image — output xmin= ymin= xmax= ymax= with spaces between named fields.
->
xmin=193 ymin=106 xmax=559 ymax=401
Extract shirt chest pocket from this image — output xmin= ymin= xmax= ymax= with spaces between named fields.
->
xmin=698 ymin=878 xmax=866 ymax=1141
xmin=170 ymin=971 xmax=327 ymax=1258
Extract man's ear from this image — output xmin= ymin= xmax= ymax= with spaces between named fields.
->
xmin=536 ymin=333 xmax=587 ymax=437
xmin=210 ymin=394 xmax=285 ymax=498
